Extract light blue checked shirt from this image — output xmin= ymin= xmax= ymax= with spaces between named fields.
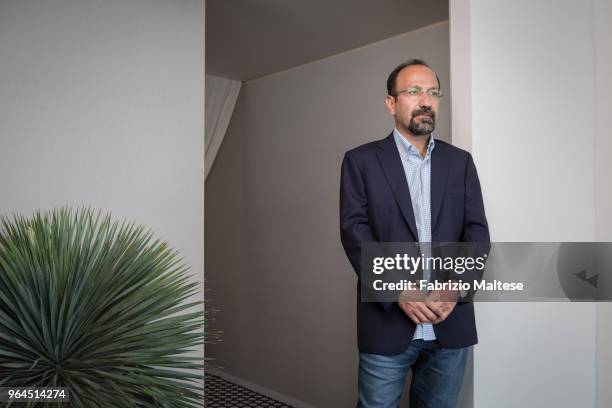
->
xmin=393 ymin=128 xmax=436 ymax=341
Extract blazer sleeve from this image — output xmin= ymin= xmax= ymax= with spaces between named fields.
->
xmin=457 ymin=153 xmax=491 ymax=301
xmin=340 ymin=151 xmax=394 ymax=311
xmin=462 ymin=153 xmax=490 ymax=243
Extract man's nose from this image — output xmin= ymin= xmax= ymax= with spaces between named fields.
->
xmin=419 ymin=103 xmax=432 ymax=112
xmin=418 ymin=92 xmax=435 ymax=106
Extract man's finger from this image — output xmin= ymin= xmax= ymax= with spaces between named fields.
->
xmin=433 ymin=302 xmax=457 ymax=323
xmin=425 ymin=301 xmax=444 ymax=317
xmin=407 ymin=312 xmax=421 ymax=325
xmin=399 ymin=302 xmax=418 ymax=323
xmin=412 ymin=309 xmax=433 ymax=324
xmin=417 ymin=303 xmax=438 ymax=321
xmin=432 ymin=310 xmax=449 ymax=324
xmin=401 ymin=306 xmax=421 ymax=324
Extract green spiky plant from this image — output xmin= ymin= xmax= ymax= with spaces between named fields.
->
xmin=0 ymin=208 xmax=207 ymax=407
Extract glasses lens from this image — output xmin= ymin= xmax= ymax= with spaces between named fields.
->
xmin=429 ymin=89 xmax=442 ymax=98
xmin=407 ymin=87 xmax=422 ymax=96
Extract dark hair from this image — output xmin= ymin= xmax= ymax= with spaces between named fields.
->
xmin=386 ymin=59 xmax=441 ymax=96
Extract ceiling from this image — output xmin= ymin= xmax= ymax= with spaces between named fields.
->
xmin=206 ymin=0 xmax=448 ymax=81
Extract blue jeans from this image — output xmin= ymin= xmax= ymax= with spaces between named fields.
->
xmin=357 ymin=340 xmax=468 ymax=408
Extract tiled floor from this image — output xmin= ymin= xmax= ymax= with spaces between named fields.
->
xmin=205 ymin=373 xmax=294 ymax=408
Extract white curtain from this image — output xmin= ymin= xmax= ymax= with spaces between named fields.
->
xmin=205 ymin=74 xmax=241 ymax=178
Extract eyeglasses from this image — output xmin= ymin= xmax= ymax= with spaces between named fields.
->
xmin=393 ymin=86 xmax=444 ymax=99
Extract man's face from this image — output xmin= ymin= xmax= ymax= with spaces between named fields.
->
xmin=385 ymin=65 xmax=440 ymax=137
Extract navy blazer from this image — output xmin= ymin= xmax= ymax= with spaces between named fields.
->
xmin=340 ymin=133 xmax=490 ymax=354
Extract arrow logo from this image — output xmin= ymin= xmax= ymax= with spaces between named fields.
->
xmin=574 ymin=269 xmax=598 ymax=288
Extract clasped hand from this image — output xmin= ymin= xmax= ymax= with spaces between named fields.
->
xmin=397 ymin=289 xmax=459 ymax=325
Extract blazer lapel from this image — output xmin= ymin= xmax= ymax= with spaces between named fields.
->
xmin=376 ymin=134 xmax=418 ymax=240
xmin=430 ymin=142 xmax=450 ymax=234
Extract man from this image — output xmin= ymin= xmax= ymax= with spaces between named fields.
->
xmin=340 ymin=60 xmax=490 ymax=407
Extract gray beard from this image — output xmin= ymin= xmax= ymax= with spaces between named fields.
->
xmin=407 ymin=117 xmax=435 ymax=136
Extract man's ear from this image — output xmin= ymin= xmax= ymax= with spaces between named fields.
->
xmin=385 ymin=95 xmax=396 ymax=115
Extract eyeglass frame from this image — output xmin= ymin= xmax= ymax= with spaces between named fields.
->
xmin=390 ymin=86 xmax=444 ymax=99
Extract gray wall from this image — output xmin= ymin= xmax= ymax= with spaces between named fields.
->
xmin=206 ymin=22 xmax=452 ymax=407
xmin=0 ymin=0 xmax=205 ymax=339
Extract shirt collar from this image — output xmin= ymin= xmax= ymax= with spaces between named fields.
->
xmin=393 ymin=128 xmax=436 ymax=158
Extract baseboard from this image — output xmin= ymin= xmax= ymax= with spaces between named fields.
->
xmin=205 ymin=368 xmax=319 ymax=408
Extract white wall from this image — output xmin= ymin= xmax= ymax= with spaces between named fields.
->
xmin=594 ymin=0 xmax=612 ymax=406
xmin=0 ymin=0 xmax=205 ymax=319
xmin=451 ymin=0 xmax=603 ymax=406
xmin=206 ymin=22 xmax=454 ymax=408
